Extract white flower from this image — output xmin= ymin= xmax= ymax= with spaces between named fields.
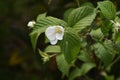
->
xmin=115 ymin=22 xmax=120 ymax=27
xmin=45 ymin=26 xmax=64 ymax=45
xmin=27 ymin=21 xmax=36 ymax=28
xmin=110 ymin=20 xmax=120 ymax=32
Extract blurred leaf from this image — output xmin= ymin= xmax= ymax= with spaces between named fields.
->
xmin=69 ymin=63 xmax=96 ymax=80
xmin=60 ymin=28 xmax=80 ymax=63
xmin=98 ymin=1 xmax=116 ymax=20
xmin=92 ymin=40 xmax=116 ymax=66
xmin=78 ymin=50 xmax=93 ymax=63
xmin=113 ymin=17 xmax=120 ymax=44
xmin=101 ymin=20 xmax=112 ymax=36
xmin=101 ymin=72 xmax=114 ymax=80
xmin=45 ymin=45 xmax=61 ymax=53
xmin=9 ymin=49 xmax=28 ymax=66
xmin=56 ymin=54 xmax=70 ymax=76
xmin=90 ymin=28 xmax=104 ymax=40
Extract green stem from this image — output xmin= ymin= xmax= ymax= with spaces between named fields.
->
xmin=76 ymin=0 xmax=80 ymax=7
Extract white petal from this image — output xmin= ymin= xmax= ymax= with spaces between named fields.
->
xmin=56 ymin=26 xmax=64 ymax=31
xmin=115 ymin=22 xmax=120 ymax=27
xmin=50 ymin=39 xmax=58 ymax=45
xmin=55 ymin=26 xmax=64 ymax=40
xmin=45 ymin=27 xmax=56 ymax=40
xmin=56 ymin=33 xmax=64 ymax=40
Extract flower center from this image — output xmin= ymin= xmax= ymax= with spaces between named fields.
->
xmin=55 ymin=27 xmax=62 ymax=34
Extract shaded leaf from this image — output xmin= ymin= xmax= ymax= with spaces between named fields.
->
xmin=56 ymin=54 xmax=70 ymax=76
xmin=63 ymin=8 xmax=74 ymax=22
xmin=36 ymin=13 xmax=46 ymax=21
xmin=90 ymin=28 xmax=104 ymax=40
xmin=60 ymin=28 xmax=80 ymax=63
xmin=93 ymin=40 xmax=116 ymax=66
xmin=98 ymin=1 xmax=116 ymax=20
xmin=69 ymin=63 xmax=96 ymax=80
xmin=78 ymin=50 xmax=93 ymax=63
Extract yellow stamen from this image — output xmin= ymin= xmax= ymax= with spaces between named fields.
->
xmin=55 ymin=27 xmax=62 ymax=34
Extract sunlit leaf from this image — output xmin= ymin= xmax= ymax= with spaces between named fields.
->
xmin=36 ymin=13 xmax=46 ymax=21
xmin=45 ymin=45 xmax=61 ymax=53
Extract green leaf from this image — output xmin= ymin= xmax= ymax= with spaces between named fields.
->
xmin=34 ymin=16 xmax=68 ymax=29
xmin=36 ymin=13 xmax=46 ymax=21
xmin=101 ymin=72 xmax=114 ymax=80
xmin=30 ymin=27 xmax=46 ymax=51
xmin=67 ymin=6 xmax=96 ymax=32
xmin=78 ymin=50 xmax=93 ymax=63
xmin=92 ymin=40 xmax=116 ymax=66
xmin=98 ymin=1 xmax=116 ymax=20
xmin=69 ymin=63 xmax=96 ymax=80
xmin=101 ymin=20 xmax=112 ymax=36
xmin=63 ymin=8 xmax=74 ymax=22
xmin=81 ymin=2 xmax=94 ymax=8
xmin=56 ymin=54 xmax=70 ymax=76
xmin=45 ymin=45 xmax=61 ymax=53
xmin=60 ymin=28 xmax=80 ymax=63
xmin=90 ymin=28 xmax=104 ymax=40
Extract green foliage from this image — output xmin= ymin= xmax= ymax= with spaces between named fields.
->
xmin=90 ymin=28 xmax=103 ymax=40
xmin=98 ymin=1 xmax=116 ymax=20
xmin=45 ymin=45 xmax=61 ymax=53
xmin=60 ymin=28 xmax=80 ymax=63
xmin=78 ymin=50 xmax=93 ymax=63
xmin=67 ymin=6 xmax=96 ymax=32
xmin=56 ymin=54 xmax=70 ymax=76
xmin=69 ymin=63 xmax=96 ymax=80
xmin=92 ymin=40 xmax=116 ymax=66
xmin=29 ymin=0 xmax=120 ymax=79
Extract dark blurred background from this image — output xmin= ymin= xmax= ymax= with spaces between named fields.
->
xmin=0 ymin=0 xmax=120 ymax=80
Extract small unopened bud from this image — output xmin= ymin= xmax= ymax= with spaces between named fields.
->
xmin=27 ymin=21 xmax=35 ymax=28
